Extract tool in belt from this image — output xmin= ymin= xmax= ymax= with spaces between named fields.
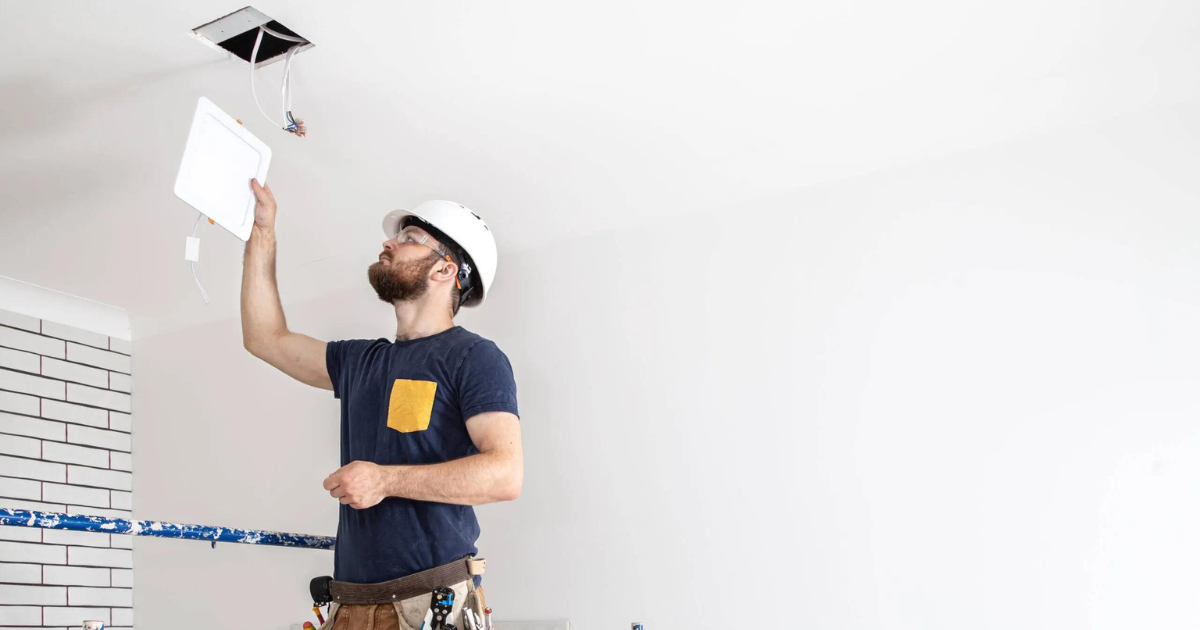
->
xmin=309 ymin=556 xmax=486 ymax=627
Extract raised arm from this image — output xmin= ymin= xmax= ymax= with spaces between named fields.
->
xmin=240 ymin=179 xmax=332 ymax=391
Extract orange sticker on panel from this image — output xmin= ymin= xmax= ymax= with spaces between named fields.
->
xmin=387 ymin=379 xmax=438 ymax=433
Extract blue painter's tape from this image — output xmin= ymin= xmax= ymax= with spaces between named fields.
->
xmin=0 ymin=508 xmax=335 ymax=550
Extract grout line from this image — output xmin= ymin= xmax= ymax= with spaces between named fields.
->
xmin=0 ymin=428 xmax=128 ymax=450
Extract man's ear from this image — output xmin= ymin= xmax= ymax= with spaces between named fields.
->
xmin=433 ymin=258 xmax=459 ymax=283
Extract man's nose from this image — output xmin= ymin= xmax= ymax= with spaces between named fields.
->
xmin=382 ymin=238 xmax=398 ymax=251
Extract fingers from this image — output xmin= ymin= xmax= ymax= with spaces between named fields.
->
xmin=250 ymin=180 xmax=267 ymax=204
xmin=326 ymin=462 xmax=373 ymax=508
xmin=323 ymin=468 xmax=346 ymax=491
xmin=250 ymin=179 xmax=275 ymax=205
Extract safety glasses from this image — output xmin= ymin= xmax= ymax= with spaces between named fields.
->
xmin=393 ymin=226 xmax=452 ymax=260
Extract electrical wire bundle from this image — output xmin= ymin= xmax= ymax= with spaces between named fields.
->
xmin=250 ymin=25 xmax=308 ymax=137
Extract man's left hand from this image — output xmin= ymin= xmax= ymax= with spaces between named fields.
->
xmin=324 ymin=461 xmax=389 ymax=509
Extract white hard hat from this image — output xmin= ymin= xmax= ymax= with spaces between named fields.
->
xmin=382 ymin=201 xmax=498 ymax=308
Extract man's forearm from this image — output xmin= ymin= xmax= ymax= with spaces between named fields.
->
xmin=382 ymin=451 xmax=522 ymax=506
xmin=241 ymin=225 xmax=288 ymax=349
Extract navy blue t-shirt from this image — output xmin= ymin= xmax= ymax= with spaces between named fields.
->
xmin=326 ymin=326 xmax=519 ymax=584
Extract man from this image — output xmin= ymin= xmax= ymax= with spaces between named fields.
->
xmin=241 ymin=180 xmax=522 ymax=630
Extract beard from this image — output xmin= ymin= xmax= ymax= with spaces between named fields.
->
xmin=368 ymin=252 xmax=440 ymax=303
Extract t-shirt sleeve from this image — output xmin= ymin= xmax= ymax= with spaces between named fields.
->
xmin=326 ymin=339 xmax=374 ymax=400
xmin=456 ymin=340 xmax=519 ymax=420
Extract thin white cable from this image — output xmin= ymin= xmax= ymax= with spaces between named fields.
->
xmin=190 ymin=212 xmax=210 ymax=304
xmin=190 ymin=262 xmax=210 ymax=304
xmin=249 ymin=28 xmax=283 ymax=128
xmin=259 ymin=24 xmax=307 ymax=43
xmin=281 ymin=44 xmax=301 ymax=123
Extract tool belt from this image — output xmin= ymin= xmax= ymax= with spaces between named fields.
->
xmin=327 ymin=556 xmax=484 ymax=605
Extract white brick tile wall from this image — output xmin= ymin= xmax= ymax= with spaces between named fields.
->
xmin=43 ymin=483 xmax=110 ymax=509
xmin=42 ymin=530 xmax=110 ymax=548
xmin=1 ymin=498 xmax=66 ymax=512
xmin=108 ymin=337 xmax=131 ymax=355
xmin=67 ymin=424 xmax=131 ymax=452
xmin=44 ymin=565 xmax=111 ymax=587
xmin=0 ymin=368 xmax=65 ymax=400
xmin=44 ymin=605 xmax=111 ymax=626
xmin=108 ymin=412 xmax=132 ymax=433
xmin=0 ymin=411 xmax=66 ymax=440
xmin=0 ymin=347 xmax=40 ymax=373
xmin=0 ymin=584 xmax=67 ymax=605
xmin=108 ymin=372 xmax=132 ymax=393
xmin=0 ymin=433 xmax=41 ymax=458
xmin=67 ymin=546 xmax=132 ymax=568
xmin=0 ymin=326 xmax=65 ymax=359
xmin=0 ymin=312 xmax=135 ymax=622
xmin=110 ymin=490 xmax=132 ymax=510
xmin=0 ymin=455 xmax=66 ymax=482
xmin=66 ymin=506 xmax=131 ymax=519
xmin=65 ymin=344 xmax=129 ymax=374
xmin=40 ymin=399 xmax=109 ymax=429
xmin=0 ymin=311 xmax=40 ymax=332
xmin=64 ymin=383 xmax=130 ymax=413
xmin=41 ymin=358 xmax=108 ymax=389
xmin=0 ymin=541 xmax=67 ymax=564
xmin=0 ymin=389 xmax=41 ymax=415
xmin=0 ymin=474 xmax=42 ymax=500
xmin=110 ymin=568 xmax=133 ymax=587
xmin=42 ymin=442 xmax=109 ymax=468
xmin=67 ymin=466 xmax=130 ymax=491
xmin=40 ymin=322 xmax=109 ymax=350
xmin=109 ymin=452 xmax=132 ymax=471
xmin=0 ymin=526 xmax=42 ymax=542
xmin=68 ymin=586 xmax=132 ymax=607
xmin=0 ymin=605 xmax=43 ymax=625
xmin=0 ymin=562 xmax=43 ymax=584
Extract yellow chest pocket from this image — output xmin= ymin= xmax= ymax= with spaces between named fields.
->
xmin=387 ymin=379 xmax=438 ymax=433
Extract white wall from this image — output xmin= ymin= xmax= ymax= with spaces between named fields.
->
xmin=132 ymin=98 xmax=1200 ymax=630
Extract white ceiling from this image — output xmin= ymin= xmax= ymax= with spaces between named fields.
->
xmin=2 ymin=0 xmax=1198 ymax=338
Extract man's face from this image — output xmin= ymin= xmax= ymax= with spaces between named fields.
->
xmin=368 ymin=227 xmax=443 ymax=303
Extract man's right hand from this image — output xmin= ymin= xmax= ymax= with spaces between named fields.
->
xmin=250 ymin=179 xmax=277 ymax=231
